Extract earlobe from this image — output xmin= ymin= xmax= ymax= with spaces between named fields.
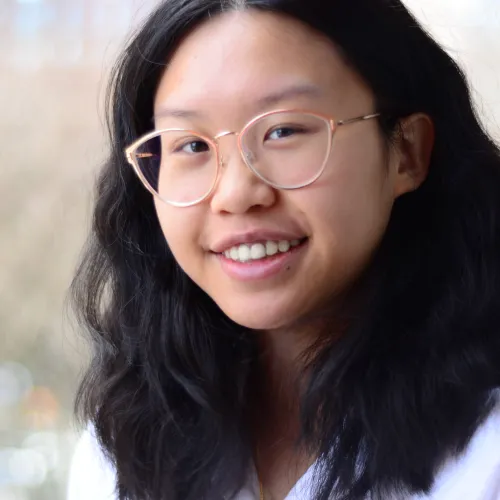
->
xmin=393 ymin=113 xmax=435 ymax=198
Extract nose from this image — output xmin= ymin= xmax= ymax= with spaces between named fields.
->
xmin=209 ymin=136 xmax=276 ymax=214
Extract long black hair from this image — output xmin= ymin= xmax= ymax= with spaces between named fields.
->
xmin=71 ymin=0 xmax=500 ymax=498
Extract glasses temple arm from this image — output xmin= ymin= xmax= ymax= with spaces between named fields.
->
xmin=336 ymin=113 xmax=381 ymax=127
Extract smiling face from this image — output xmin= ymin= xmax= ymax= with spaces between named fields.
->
xmin=151 ymin=10 xmax=409 ymax=331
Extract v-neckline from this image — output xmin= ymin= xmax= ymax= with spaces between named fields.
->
xmin=250 ymin=459 xmax=318 ymax=499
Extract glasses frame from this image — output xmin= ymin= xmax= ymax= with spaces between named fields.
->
xmin=124 ymin=108 xmax=380 ymax=207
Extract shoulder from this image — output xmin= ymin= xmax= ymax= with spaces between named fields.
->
xmin=66 ymin=424 xmax=118 ymax=500
xmin=419 ymin=391 xmax=500 ymax=500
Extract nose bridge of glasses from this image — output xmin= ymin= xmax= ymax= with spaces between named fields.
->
xmin=213 ymin=130 xmax=248 ymax=167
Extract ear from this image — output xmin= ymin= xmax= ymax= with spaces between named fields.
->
xmin=392 ymin=113 xmax=435 ymax=199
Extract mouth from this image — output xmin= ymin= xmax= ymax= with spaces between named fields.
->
xmin=216 ymin=237 xmax=309 ymax=263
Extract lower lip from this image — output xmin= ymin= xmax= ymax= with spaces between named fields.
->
xmin=215 ymin=240 xmax=308 ymax=282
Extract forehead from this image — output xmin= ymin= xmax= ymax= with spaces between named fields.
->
xmin=154 ymin=10 xmax=372 ymax=120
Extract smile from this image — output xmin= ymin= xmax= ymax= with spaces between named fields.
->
xmin=221 ymin=237 xmax=308 ymax=263
xmin=215 ymin=237 xmax=309 ymax=282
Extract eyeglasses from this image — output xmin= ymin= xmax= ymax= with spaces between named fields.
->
xmin=124 ymin=109 xmax=380 ymax=207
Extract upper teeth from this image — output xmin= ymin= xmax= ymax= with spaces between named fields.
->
xmin=223 ymin=239 xmax=301 ymax=262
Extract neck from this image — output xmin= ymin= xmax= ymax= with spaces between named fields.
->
xmin=249 ymin=321 xmax=324 ymax=451
xmin=249 ymin=306 xmax=353 ymax=443
xmin=249 ymin=324 xmax=328 ymax=499
xmin=257 ymin=327 xmax=312 ymax=405
xmin=248 ymin=298 xmax=361 ymax=497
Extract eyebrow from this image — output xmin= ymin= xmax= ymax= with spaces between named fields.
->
xmin=153 ymin=83 xmax=323 ymax=121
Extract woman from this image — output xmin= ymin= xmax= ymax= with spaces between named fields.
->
xmin=67 ymin=0 xmax=500 ymax=499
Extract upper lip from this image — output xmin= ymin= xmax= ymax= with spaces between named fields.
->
xmin=210 ymin=229 xmax=307 ymax=253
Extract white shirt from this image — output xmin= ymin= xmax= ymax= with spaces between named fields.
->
xmin=67 ymin=402 xmax=500 ymax=500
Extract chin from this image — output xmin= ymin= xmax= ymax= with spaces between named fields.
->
xmin=218 ymin=302 xmax=295 ymax=331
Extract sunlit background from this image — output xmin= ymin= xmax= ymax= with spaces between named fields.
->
xmin=0 ymin=1 xmax=498 ymax=499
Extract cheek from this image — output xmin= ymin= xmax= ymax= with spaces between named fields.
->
xmin=298 ymin=133 xmax=393 ymax=269
xmin=154 ymin=202 xmax=204 ymax=274
xmin=330 ymin=129 xmax=393 ymax=225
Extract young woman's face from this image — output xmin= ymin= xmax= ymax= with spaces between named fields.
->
xmin=153 ymin=11 xmax=406 ymax=330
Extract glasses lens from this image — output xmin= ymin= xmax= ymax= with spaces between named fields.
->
xmin=133 ymin=131 xmax=217 ymax=205
xmin=240 ymin=112 xmax=332 ymax=188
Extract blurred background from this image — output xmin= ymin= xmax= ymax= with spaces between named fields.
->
xmin=0 ymin=1 xmax=498 ymax=499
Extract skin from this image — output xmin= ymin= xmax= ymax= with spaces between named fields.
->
xmin=152 ymin=10 xmax=434 ymax=498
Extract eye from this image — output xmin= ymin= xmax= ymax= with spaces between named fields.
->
xmin=265 ymin=126 xmax=304 ymax=141
xmin=175 ymin=139 xmax=210 ymax=154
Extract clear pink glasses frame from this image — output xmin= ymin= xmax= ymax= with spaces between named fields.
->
xmin=124 ymin=108 xmax=380 ymax=207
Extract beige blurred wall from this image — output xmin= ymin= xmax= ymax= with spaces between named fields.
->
xmin=0 ymin=2 xmax=158 ymax=499
xmin=0 ymin=1 xmax=498 ymax=499
xmin=405 ymin=0 xmax=500 ymax=138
